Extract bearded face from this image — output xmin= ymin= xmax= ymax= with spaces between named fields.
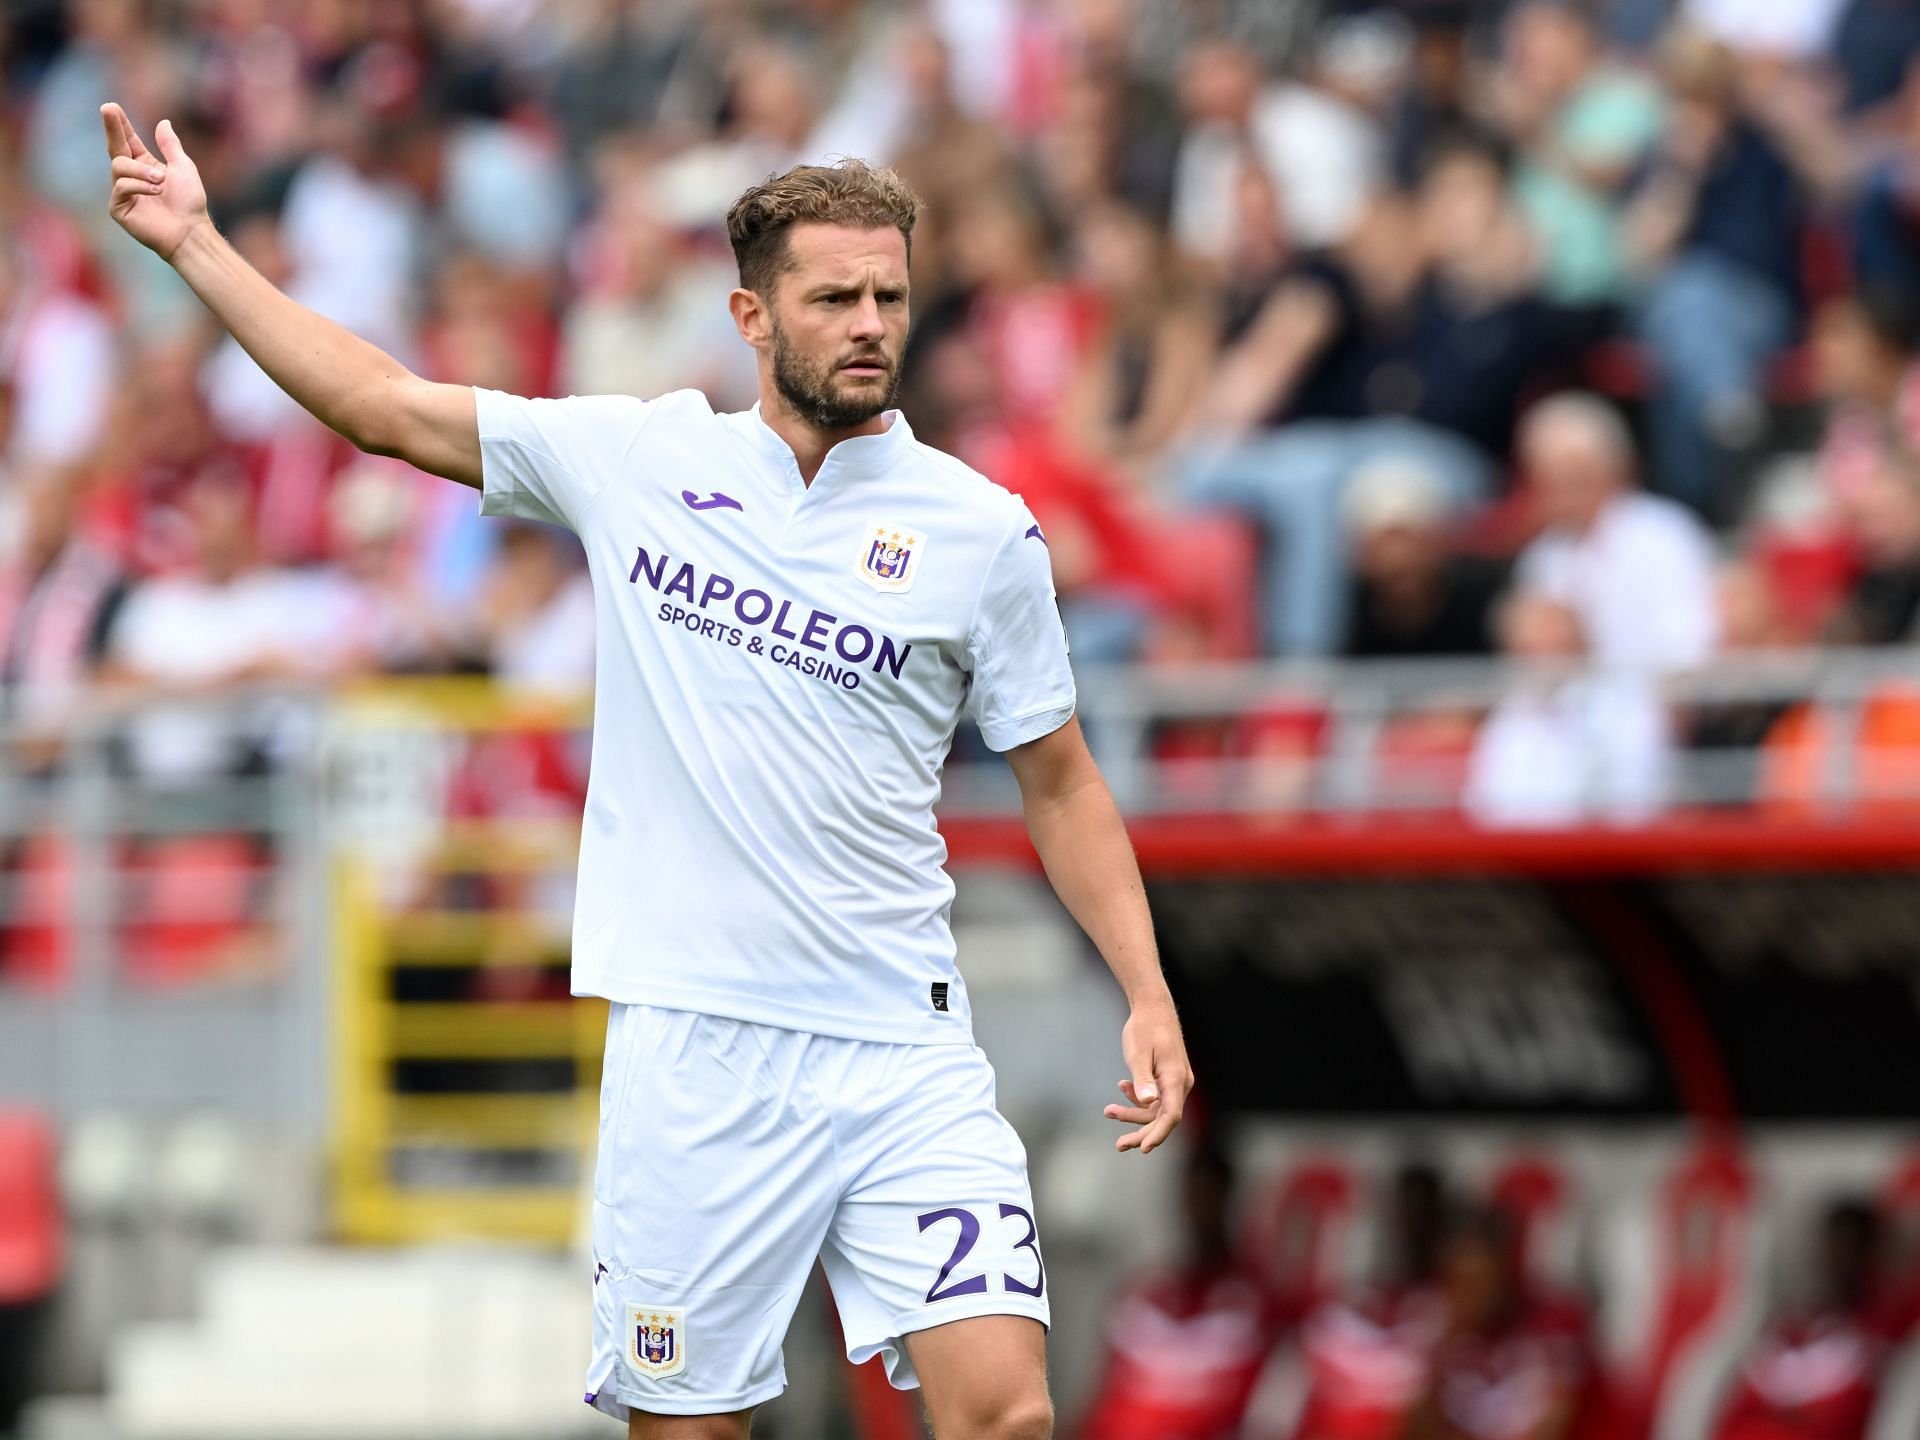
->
xmin=744 ymin=221 xmax=911 ymax=433
xmin=768 ymin=310 xmax=903 ymax=431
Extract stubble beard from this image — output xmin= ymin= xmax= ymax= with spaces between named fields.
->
xmin=769 ymin=317 xmax=901 ymax=431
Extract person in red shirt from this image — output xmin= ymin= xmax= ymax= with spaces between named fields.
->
xmin=1077 ymin=1142 xmax=1278 ymax=1440
xmin=1402 ymin=1207 xmax=1606 ymax=1440
xmin=1714 ymin=1200 xmax=1903 ymax=1440
xmin=1293 ymin=1165 xmax=1453 ymax=1440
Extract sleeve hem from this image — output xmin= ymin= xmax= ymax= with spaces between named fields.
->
xmin=978 ymin=702 xmax=1076 ymax=753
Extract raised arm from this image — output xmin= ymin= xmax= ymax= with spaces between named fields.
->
xmin=101 ymin=103 xmax=481 ymax=487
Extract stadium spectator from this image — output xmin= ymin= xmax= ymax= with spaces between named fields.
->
xmin=0 ymin=239 xmax=116 ymax=475
xmin=1400 ymin=1206 xmax=1608 ymax=1440
xmin=1514 ymin=393 xmax=1720 ymax=671
xmin=86 ymin=333 xmax=266 ymax=575
xmin=1810 ymin=287 xmax=1920 ymax=522
xmin=0 ymin=464 xmax=127 ymax=775
xmin=456 ymin=522 xmax=595 ymax=689
xmin=1176 ymin=187 xmax=1496 ymax=655
xmin=1339 ymin=457 xmax=1503 ymax=659
xmin=1492 ymin=0 xmax=1666 ymax=310
xmin=1829 ymin=0 xmax=1920 ymax=119
xmin=1286 ymin=1163 xmax=1452 ymax=1440
xmin=1385 ymin=2 xmax=1476 ymax=188
xmin=1686 ymin=561 xmax=1799 ymax=793
xmin=1624 ymin=26 xmax=1805 ymax=517
xmin=1057 ymin=201 xmax=1216 ymax=478
xmin=561 ymin=184 xmax=754 ymax=408
xmin=1713 ymin=1199 xmax=1904 ymax=1440
xmin=883 ymin=19 xmax=1024 ymax=302
xmin=1075 ymin=1141 xmax=1277 ymax=1440
xmin=292 ymin=461 xmax=458 ymax=677
xmin=98 ymin=470 xmax=327 ymax=788
xmin=1464 ymin=590 xmax=1673 ymax=827
xmin=1827 ymin=447 xmax=1920 ymax=645
xmin=1849 ymin=60 xmax=1920 ymax=295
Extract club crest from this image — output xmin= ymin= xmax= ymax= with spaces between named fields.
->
xmin=859 ymin=521 xmax=925 ymax=593
xmin=627 ymin=1304 xmax=686 ymax=1378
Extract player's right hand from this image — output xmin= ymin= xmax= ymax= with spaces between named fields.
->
xmin=101 ymin=103 xmax=209 ymax=262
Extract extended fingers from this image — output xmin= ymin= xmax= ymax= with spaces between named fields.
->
xmin=100 ymin=103 xmax=151 ymax=160
xmin=1105 ymin=1072 xmax=1188 ymax=1155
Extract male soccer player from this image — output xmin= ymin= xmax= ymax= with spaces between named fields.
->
xmin=102 ymin=103 xmax=1191 ymax=1439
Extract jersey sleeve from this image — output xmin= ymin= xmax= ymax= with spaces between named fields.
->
xmin=474 ymin=387 xmax=654 ymax=532
xmin=964 ymin=506 xmax=1077 ymax=752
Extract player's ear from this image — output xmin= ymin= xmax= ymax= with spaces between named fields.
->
xmin=729 ymin=287 xmax=771 ymax=351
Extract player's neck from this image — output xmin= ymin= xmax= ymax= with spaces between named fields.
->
xmin=757 ymin=390 xmax=891 ymax=487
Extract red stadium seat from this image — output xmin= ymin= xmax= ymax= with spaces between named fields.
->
xmin=1148 ymin=512 xmax=1262 ymax=660
xmin=0 ymin=837 xmax=72 ymax=990
xmin=0 ymin=1111 xmax=61 ymax=1306
xmin=1619 ymin=1142 xmax=1761 ymax=1440
xmin=1761 ymin=686 xmax=1920 ymax=821
xmin=117 ymin=835 xmax=264 ymax=985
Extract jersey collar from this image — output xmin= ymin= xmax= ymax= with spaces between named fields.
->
xmin=736 ymin=402 xmax=914 ymax=480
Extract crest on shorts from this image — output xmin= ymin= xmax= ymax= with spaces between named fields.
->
xmin=859 ymin=520 xmax=925 ymax=593
xmin=627 ymin=1304 xmax=687 ymax=1378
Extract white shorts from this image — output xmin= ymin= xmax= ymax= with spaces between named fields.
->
xmin=585 ymin=1004 xmax=1050 ymax=1421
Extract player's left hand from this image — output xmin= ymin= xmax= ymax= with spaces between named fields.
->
xmin=1105 ymin=995 xmax=1191 ymax=1155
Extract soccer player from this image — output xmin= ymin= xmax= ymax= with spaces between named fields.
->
xmin=101 ymin=104 xmax=1191 ymax=1439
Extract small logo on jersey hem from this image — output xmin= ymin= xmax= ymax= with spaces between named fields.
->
xmin=628 ymin=1304 xmax=687 ymax=1378
xmin=931 ymin=982 xmax=950 ymax=1012
xmin=860 ymin=520 xmax=925 ymax=592
xmin=683 ymin=490 xmax=744 ymax=513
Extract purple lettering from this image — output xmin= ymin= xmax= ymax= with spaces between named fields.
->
xmin=835 ymin=626 xmax=875 ymax=664
xmin=630 ymin=547 xmax=668 ymax=589
xmin=699 ymin=574 xmax=735 ymax=610
xmin=663 ymin=563 xmax=697 ymax=601
xmin=839 ymin=672 xmax=861 ymax=691
xmin=800 ymin=609 xmax=835 ymax=652
xmin=770 ymin=600 xmax=799 ymax=639
xmin=735 ymin=590 xmax=773 ymax=626
xmin=874 ymin=635 xmax=912 ymax=680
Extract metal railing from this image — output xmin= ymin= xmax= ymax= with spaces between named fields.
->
xmin=940 ymin=648 xmax=1920 ymax=817
xmin=4 ymin=651 xmax=1918 ymax=1141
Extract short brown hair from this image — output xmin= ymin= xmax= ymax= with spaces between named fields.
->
xmin=726 ymin=159 xmax=921 ymax=295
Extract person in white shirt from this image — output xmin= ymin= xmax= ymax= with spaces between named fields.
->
xmin=1464 ymin=590 xmax=1673 ymax=829
xmin=101 ymin=103 xmax=1189 ymax=1440
xmin=1514 ymin=392 xmax=1721 ymax=672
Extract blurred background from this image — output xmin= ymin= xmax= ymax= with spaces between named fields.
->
xmin=5 ymin=0 xmax=1920 ymax=1436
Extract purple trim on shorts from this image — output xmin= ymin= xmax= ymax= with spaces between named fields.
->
xmin=584 ymin=1392 xmax=597 ymax=1405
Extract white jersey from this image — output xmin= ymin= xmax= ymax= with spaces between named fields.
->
xmin=475 ymin=387 xmax=1075 ymax=1044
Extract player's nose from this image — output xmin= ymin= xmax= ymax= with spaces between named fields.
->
xmin=847 ymin=294 xmax=885 ymax=340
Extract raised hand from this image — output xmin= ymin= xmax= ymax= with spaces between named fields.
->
xmin=101 ymin=103 xmax=209 ymax=261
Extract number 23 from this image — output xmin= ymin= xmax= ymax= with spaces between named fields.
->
xmin=917 ymin=1205 xmax=1045 ymax=1303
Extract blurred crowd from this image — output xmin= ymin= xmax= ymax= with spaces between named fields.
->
xmin=6 ymin=0 xmax=1920 ymax=824
xmin=1076 ymin=1140 xmax=1920 ymax=1440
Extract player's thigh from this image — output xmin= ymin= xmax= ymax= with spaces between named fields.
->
xmin=589 ymin=1005 xmax=835 ymax=1418
xmin=627 ymin=1406 xmax=755 ymax=1440
xmin=819 ymin=1042 xmax=1050 ymax=1388
xmin=907 ymin=1314 xmax=1051 ymax=1440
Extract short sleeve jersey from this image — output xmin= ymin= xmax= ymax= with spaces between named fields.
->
xmin=475 ymin=387 xmax=1075 ymax=1043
